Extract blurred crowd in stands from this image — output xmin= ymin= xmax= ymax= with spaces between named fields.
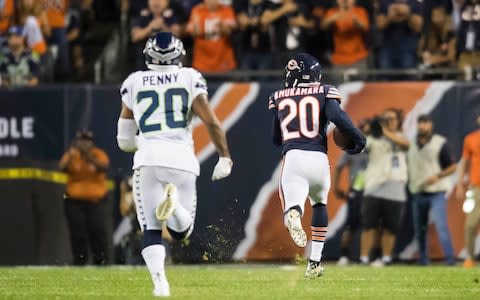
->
xmin=0 ymin=0 xmax=117 ymax=86
xmin=1 ymin=0 xmax=480 ymax=85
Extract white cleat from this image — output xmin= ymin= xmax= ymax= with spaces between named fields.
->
xmin=156 ymin=183 xmax=176 ymax=221
xmin=305 ymin=260 xmax=325 ymax=279
xmin=337 ymin=256 xmax=350 ymax=266
xmin=286 ymin=209 xmax=307 ymax=248
xmin=152 ymin=271 xmax=170 ymax=297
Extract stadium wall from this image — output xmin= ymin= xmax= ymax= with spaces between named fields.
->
xmin=0 ymin=82 xmax=479 ymax=265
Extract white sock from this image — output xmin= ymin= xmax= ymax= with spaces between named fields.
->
xmin=309 ymin=241 xmax=324 ymax=262
xmin=382 ymin=255 xmax=392 ymax=264
xmin=142 ymin=244 xmax=166 ymax=284
xmin=167 ymin=201 xmax=192 ymax=233
xmin=360 ymin=256 xmax=369 ymax=264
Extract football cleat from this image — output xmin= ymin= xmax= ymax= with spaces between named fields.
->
xmin=286 ymin=209 xmax=307 ymax=247
xmin=305 ymin=260 xmax=324 ymax=279
xmin=152 ymin=271 xmax=170 ymax=297
xmin=156 ymin=183 xmax=176 ymax=221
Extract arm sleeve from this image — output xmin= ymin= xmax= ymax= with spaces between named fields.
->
xmin=358 ymin=7 xmax=370 ymax=30
xmin=187 ymin=6 xmax=200 ymax=34
xmin=325 ymin=98 xmax=366 ymax=154
xmin=95 ymin=149 xmax=110 ymax=168
xmin=191 ymin=69 xmax=208 ymax=99
xmin=120 ymin=73 xmax=135 ymax=109
xmin=439 ymin=143 xmax=454 ymax=169
xmin=272 ymin=113 xmax=282 ymax=146
xmin=268 ymin=94 xmax=276 ymax=110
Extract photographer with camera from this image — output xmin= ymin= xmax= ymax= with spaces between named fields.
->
xmin=59 ymin=130 xmax=111 ymax=265
xmin=360 ymin=108 xmax=409 ymax=267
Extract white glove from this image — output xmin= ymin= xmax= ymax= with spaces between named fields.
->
xmin=212 ymin=157 xmax=233 ymax=181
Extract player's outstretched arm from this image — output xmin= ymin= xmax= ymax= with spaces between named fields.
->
xmin=117 ymin=103 xmax=138 ymax=153
xmin=192 ymin=94 xmax=233 ymax=181
xmin=325 ymin=99 xmax=366 ymax=154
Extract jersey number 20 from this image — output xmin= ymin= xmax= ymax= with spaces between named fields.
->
xmin=137 ymin=88 xmax=189 ymax=133
xmin=278 ymin=96 xmax=320 ymax=140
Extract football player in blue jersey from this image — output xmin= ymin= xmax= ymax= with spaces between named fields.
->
xmin=268 ymin=53 xmax=366 ymax=278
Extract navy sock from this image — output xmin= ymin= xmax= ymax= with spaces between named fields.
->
xmin=143 ymin=229 xmax=163 ymax=249
xmin=310 ymin=203 xmax=328 ymax=262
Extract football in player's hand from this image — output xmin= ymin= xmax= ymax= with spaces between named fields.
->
xmin=333 ymin=127 xmax=354 ymax=150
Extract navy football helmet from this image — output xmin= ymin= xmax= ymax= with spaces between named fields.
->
xmin=143 ymin=32 xmax=185 ymax=67
xmin=283 ymin=53 xmax=322 ymax=88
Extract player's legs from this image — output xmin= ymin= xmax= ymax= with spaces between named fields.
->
xmin=64 ymin=199 xmax=89 ymax=265
xmin=464 ymin=188 xmax=480 ymax=267
xmin=306 ymin=203 xmax=328 ymax=278
xmin=305 ymin=151 xmax=330 ymax=278
xmin=380 ymin=198 xmax=404 ymax=265
xmin=85 ymin=198 xmax=110 ymax=265
xmin=360 ymin=196 xmax=381 ymax=264
xmin=152 ymin=167 xmax=197 ymax=241
xmin=411 ymin=193 xmax=431 ymax=265
xmin=133 ymin=167 xmax=170 ymax=297
xmin=430 ymin=192 xmax=455 ymax=265
xmin=339 ymin=190 xmax=363 ymax=265
xmin=280 ymin=151 xmax=310 ymax=247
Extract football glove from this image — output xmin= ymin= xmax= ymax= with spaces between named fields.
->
xmin=212 ymin=157 xmax=233 ymax=181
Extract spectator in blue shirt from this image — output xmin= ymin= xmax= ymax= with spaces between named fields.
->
xmin=376 ymin=0 xmax=423 ymax=70
xmin=130 ymin=0 xmax=187 ymax=69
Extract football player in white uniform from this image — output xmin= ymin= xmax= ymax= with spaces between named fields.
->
xmin=116 ymin=32 xmax=232 ymax=297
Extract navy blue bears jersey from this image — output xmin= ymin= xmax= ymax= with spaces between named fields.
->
xmin=268 ymin=84 xmax=365 ymax=155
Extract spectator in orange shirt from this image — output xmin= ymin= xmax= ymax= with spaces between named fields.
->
xmin=456 ymin=112 xmax=480 ymax=268
xmin=59 ymin=130 xmax=111 ymax=265
xmin=0 ymin=0 xmax=14 ymax=36
xmin=322 ymin=0 xmax=369 ymax=82
xmin=187 ymin=0 xmax=237 ymax=73
xmin=42 ymin=0 xmax=70 ymax=78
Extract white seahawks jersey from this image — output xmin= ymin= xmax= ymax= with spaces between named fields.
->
xmin=120 ymin=65 xmax=207 ymax=175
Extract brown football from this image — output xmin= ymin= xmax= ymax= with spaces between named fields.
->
xmin=333 ymin=127 xmax=354 ymax=150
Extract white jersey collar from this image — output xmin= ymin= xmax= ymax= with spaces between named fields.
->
xmin=147 ymin=64 xmax=180 ymax=72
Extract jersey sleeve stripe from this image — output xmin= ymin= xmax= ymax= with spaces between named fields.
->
xmin=326 ymin=94 xmax=342 ymax=99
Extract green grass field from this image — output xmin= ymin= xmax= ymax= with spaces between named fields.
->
xmin=0 ymin=264 xmax=479 ymax=299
